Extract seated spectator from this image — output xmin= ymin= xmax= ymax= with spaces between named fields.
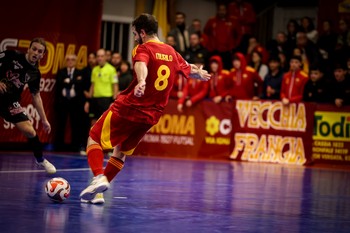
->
xmin=117 ymin=60 xmax=133 ymax=93
xmin=207 ymin=56 xmax=231 ymax=103
xmin=183 ymin=32 xmax=209 ymax=64
xmin=228 ymin=52 xmax=263 ymax=100
xmin=330 ymin=63 xmax=350 ymax=107
xmin=318 ymin=20 xmax=337 ymax=61
xmin=177 ymin=58 xmax=209 ymax=112
xmin=280 ymin=55 xmax=309 ymax=105
xmin=336 ymin=19 xmax=350 ymax=55
xmin=246 ymin=36 xmax=269 ymax=65
xmin=166 ymin=35 xmax=177 ymax=50
xmin=267 ymin=31 xmax=290 ymax=60
xmin=303 ymin=65 xmax=330 ymax=103
xmin=296 ymin=31 xmax=323 ymax=74
xmin=261 ymin=56 xmax=284 ymax=100
xmin=249 ymin=50 xmax=268 ymax=81
xmin=292 ymin=47 xmax=309 ymax=74
xmin=286 ymin=19 xmax=301 ymax=53
xmin=278 ymin=51 xmax=289 ymax=72
xmin=300 ymin=16 xmax=318 ymax=44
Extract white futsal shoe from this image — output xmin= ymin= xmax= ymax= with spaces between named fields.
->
xmin=37 ymin=159 xmax=57 ymax=174
xmin=80 ymin=175 xmax=110 ymax=201
xmin=81 ymin=193 xmax=105 ymax=204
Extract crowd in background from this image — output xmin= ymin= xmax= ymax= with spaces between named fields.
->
xmin=55 ymin=0 xmax=350 ymax=153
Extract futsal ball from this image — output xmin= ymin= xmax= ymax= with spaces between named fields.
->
xmin=45 ymin=177 xmax=71 ymax=202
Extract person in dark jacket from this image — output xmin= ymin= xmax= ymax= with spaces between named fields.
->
xmin=303 ymin=65 xmax=330 ymax=103
xmin=261 ymin=56 xmax=283 ymax=100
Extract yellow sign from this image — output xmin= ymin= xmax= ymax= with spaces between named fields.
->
xmin=339 ymin=0 xmax=350 ymax=13
xmin=313 ymin=111 xmax=350 ymax=141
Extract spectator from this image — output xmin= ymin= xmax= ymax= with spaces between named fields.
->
xmin=278 ymin=51 xmax=289 ymax=72
xmin=318 ymin=20 xmax=337 ymax=61
xmin=261 ymin=56 xmax=283 ymax=100
xmin=105 ymin=50 xmax=112 ymax=63
xmin=54 ymin=54 xmax=86 ymax=152
xmin=85 ymin=49 xmax=118 ymax=125
xmin=110 ymin=52 xmax=122 ymax=75
xmin=188 ymin=18 xmax=208 ymax=47
xmin=168 ymin=12 xmax=190 ymax=54
xmin=286 ymin=19 xmax=300 ymax=53
xmin=296 ymin=31 xmax=323 ymax=73
xmin=330 ymin=63 xmax=350 ymax=107
xmin=117 ymin=60 xmax=133 ymax=93
xmin=207 ymin=55 xmax=231 ymax=103
xmin=228 ymin=52 xmax=263 ymax=100
xmin=177 ymin=57 xmax=209 ymax=112
xmin=227 ymin=0 xmax=256 ymax=36
xmin=303 ymin=65 xmax=330 ymax=103
xmin=203 ymin=3 xmax=240 ymax=70
xmin=292 ymin=47 xmax=309 ymax=74
xmin=280 ymin=55 xmax=309 ymax=105
xmin=300 ymin=17 xmax=318 ymax=44
xmin=246 ymin=36 xmax=269 ymax=65
xmin=183 ymin=32 xmax=209 ymax=64
xmin=336 ymin=19 xmax=350 ymax=60
xmin=249 ymin=50 xmax=268 ymax=81
xmin=267 ymin=31 xmax=290 ymax=59
xmin=165 ymin=35 xmax=177 ymax=49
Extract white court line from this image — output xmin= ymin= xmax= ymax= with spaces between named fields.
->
xmin=0 ymin=168 xmax=91 ymax=174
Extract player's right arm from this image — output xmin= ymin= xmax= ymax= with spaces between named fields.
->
xmin=133 ymin=61 xmax=148 ymax=97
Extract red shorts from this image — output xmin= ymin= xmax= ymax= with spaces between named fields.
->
xmin=89 ymin=109 xmax=153 ymax=155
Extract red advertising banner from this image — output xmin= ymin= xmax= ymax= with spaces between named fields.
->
xmin=135 ymin=99 xmax=233 ymax=159
xmin=136 ymin=99 xmax=350 ymax=166
xmin=229 ymin=100 xmax=316 ymax=165
xmin=0 ymin=0 xmax=102 ymax=144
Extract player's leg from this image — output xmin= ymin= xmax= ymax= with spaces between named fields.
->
xmin=103 ymin=121 xmax=153 ymax=183
xmin=80 ymin=110 xmax=114 ymax=201
xmin=103 ymin=145 xmax=126 ymax=182
xmin=15 ymin=120 xmax=56 ymax=174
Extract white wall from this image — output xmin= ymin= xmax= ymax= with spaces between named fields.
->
xmin=176 ymin=0 xmax=216 ymax=29
xmin=272 ymin=7 xmax=318 ymax=37
xmin=103 ymin=0 xmax=136 ymax=21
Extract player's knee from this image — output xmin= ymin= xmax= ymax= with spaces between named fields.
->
xmin=24 ymin=129 xmax=37 ymax=138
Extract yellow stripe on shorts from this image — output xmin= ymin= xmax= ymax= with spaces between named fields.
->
xmin=101 ymin=110 xmax=113 ymax=150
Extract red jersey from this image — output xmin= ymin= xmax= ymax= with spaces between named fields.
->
xmin=280 ymin=69 xmax=309 ymax=102
xmin=208 ymin=56 xmax=232 ymax=98
xmin=227 ymin=2 xmax=256 ymax=35
xmin=178 ymin=79 xmax=209 ymax=105
xmin=228 ymin=53 xmax=263 ymax=99
xmin=111 ymin=40 xmax=191 ymax=124
xmin=203 ymin=16 xmax=240 ymax=52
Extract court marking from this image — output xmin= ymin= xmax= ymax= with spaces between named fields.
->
xmin=0 ymin=168 xmax=91 ymax=174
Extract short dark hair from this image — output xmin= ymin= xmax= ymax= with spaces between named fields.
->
xmin=132 ymin=13 xmax=158 ymax=35
xmin=29 ymin=37 xmax=46 ymax=52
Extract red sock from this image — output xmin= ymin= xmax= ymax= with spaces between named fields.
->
xmin=87 ymin=144 xmax=104 ymax=176
xmin=104 ymin=157 xmax=124 ymax=182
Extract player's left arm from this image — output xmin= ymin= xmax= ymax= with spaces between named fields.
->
xmin=32 ymin=92 xmax=51 ymax=133
xmin=134 ymin=61 xmax=148 ymax=97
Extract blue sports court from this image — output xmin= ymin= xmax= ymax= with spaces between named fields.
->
xmin=0 ymin=152 xmax=349 ymax=233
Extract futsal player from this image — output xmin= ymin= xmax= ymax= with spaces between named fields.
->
xmin=0 ymin=38 xmax=56 ymax=174
xmin=80 ymin=13 xmax=211 ymax=204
